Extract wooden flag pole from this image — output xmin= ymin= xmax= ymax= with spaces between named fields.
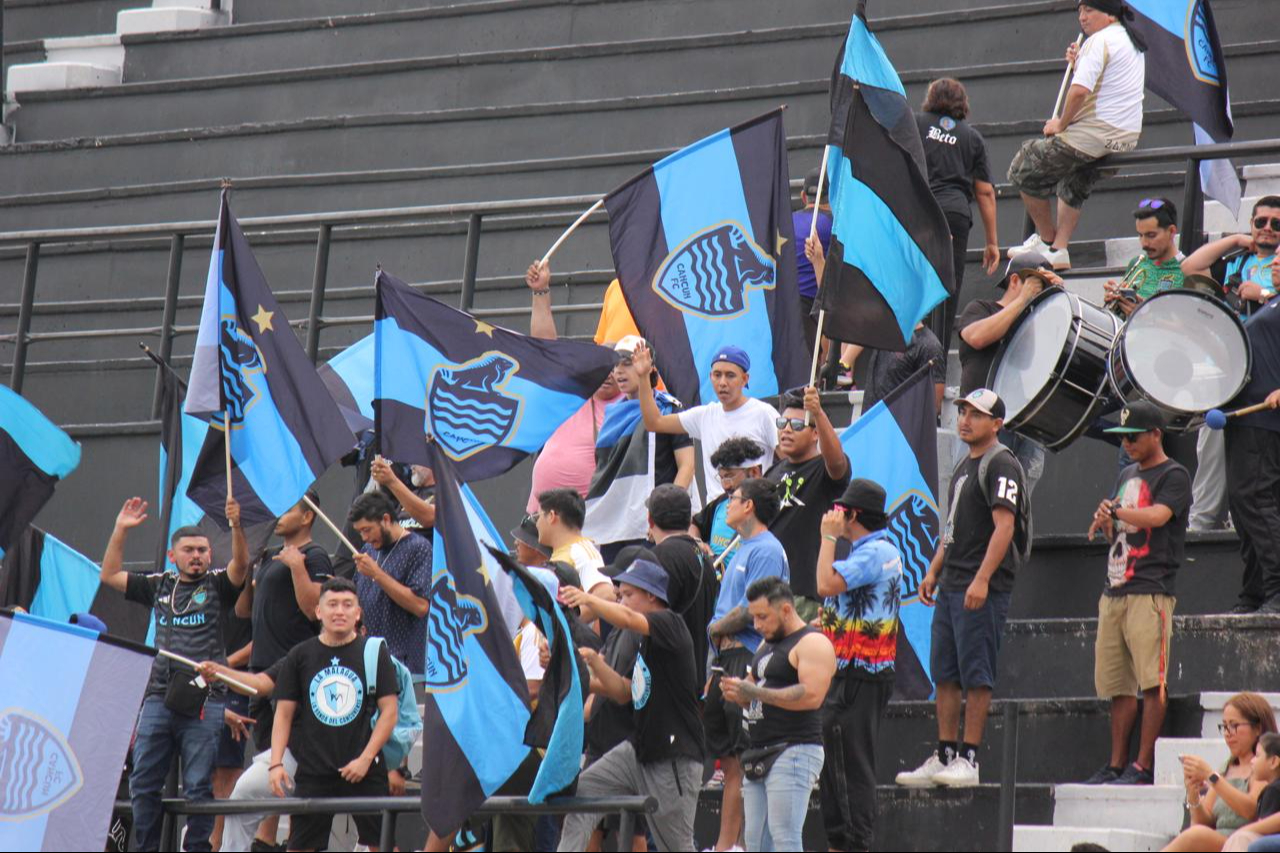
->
xmin=540 ymin=197 xmax=605 ymax=268
xmin=1053 ymin=34 xmax=1085 ymax=119
xmin=224 ymin=410 xmax=233 ymax=500
xmin=805 ymin=146 xmax=833 ymax=424
xmin=302 ymin=494 xmax=360 ymax=556
xmin=711 ymin=535 xmax=741 ymax=571
xmin=158 ymin=648 xmax=259 ymax=695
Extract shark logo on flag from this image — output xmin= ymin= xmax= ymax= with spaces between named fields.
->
xmin=428 ymin=354 xmax=523 ymax=461
xmin=217 ymin=318 xmax=266 ymax=426
xmin=0 ymin=708 xmax=83 ymax=820
xmin=424 ymin=572 xmax=488 ymax=692
xmin=884 ymin=490 xmax=939 ymax=600
xmin=652 ymin=223 xmax=776 ymax=319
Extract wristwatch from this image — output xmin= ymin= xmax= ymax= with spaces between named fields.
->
xmin=1208 ymin=772 xmax=1221 ymax=786
xmin=1109 ymin=504 xmax=1120 ymax=522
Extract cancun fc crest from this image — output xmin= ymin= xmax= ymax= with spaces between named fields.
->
xmin=652 ymin=222 xmax=776 ymax=319
xmin=218 ymin=317 xmax=267 ymax=427
xmin=884 ymin=490 xmax=939 ymax=600
xmin=424 ymin=572 xmax=488 ymax=692
xmin=428 ymin=353 xmax=523 ymax=461
xmin=1186 ymin=0 xmax=1221 ymax=86
xmin=0 ymin=709 xmax=83 ymax=821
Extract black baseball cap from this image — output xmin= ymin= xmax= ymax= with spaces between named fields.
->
xmin=603 ymin=544 xmax=658 ymax=579
xmin=836 ymin=478 xmax=887 ymax=515
xmin=510 ymin=514 xmax=551 ymax=558
xmin=999 ymin=251 xmax=1054 ymax=289
xmin=1103 ymin=400 xmax=1166 ymax=434
xmin=804 ymin=167 xmax=823 ymax=196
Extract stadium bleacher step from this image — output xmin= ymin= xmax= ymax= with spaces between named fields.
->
xmin=1013 ymin=825 xmax=1172 ymax=852
xmin=1052 ymin=784 xmax=1184 ymax=835
xmin=1 ymin=0 xmax=143 ymax=43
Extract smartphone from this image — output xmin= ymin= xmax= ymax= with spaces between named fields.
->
xmin=710 ymin=665 xmax=726 ymax=675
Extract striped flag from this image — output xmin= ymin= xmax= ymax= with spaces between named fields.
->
xmin=0 ymin=387 xmax=80 ymax=560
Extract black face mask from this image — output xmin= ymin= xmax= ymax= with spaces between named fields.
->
xmin=1079 ymin=1 xmax=1148 ymax=51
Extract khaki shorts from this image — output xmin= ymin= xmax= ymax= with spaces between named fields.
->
xmin=1095 ymin=593 xmax=1175 ymax=698
xmin=1007 ymin=136 xmax=1116 ymax=209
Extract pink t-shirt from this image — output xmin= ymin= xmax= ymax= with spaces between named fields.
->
xmin=526 ymin=393 xmax=618 ymax=512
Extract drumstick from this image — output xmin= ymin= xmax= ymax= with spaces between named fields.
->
xmin=1053 ymin=34 xmax=1085 ymax=119
xmin=1205 ymin=399 xmax=1278 ymax=430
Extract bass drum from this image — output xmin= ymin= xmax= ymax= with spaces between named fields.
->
xmin=990 ymin=288 xmax=1120 ymax=450
xmin=1108 ymin=289 xmax=1250 ymax=432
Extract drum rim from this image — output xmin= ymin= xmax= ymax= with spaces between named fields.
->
xmin=1109 ymin=287 xmax=1252 ymax=416
xmin=989 ymin=286 xmax=1075 ymax=421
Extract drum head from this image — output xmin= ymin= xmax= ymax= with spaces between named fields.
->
xmin=1122 ymin=291 xmax=1249 ymax=412
xmin=993 ymin=290 xmax=1074 ymax=420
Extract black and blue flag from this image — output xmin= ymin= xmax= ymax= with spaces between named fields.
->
xmin=604 ymin=108 xmax=807 ymax=405
xmin=185 ymin=192 xmax=356 ymax=526
xmin=0 ymin=527 xmax=102 ymax=624
xmin=813 ymin=2 xmax=954 ymax=352
xmin=419 ymin=441 xmax=532 ymax=835
xmin=0 ymin=387 xmax=80 ymax=560
xmin=0 ymin=610 xmax=154 ymax=850
xmin=375 ymin=271 xmax=616 ymax=479
xmin=1125 ymin=0 xmax=1239 ymax=209
xmin=839 ymin=366 xmax=939 ymax=700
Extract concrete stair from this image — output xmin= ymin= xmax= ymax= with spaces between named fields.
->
xmin=1014 ymin=826 xmax=1172 ymax=852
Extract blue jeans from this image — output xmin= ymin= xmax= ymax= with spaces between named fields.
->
xmin=742 ymin=743 xmax=824 ymax=852
xmin=130 ymin=695 xmax=224 ymax=852
xmin=1251 ymin=836 xmax=1280 ymax=852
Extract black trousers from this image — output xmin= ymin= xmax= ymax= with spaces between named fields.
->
xmin=928 ymin=209 xmax=971 ymax=357
xmin=819 ymin=674 xmax=894 ymax=852
xmin=1225 ymin=424 xmax=1280 ymax=606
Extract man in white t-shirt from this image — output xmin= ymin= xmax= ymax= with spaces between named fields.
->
xmin=632 ymin=342 xmax=780 ymax=500
xmin=535 ymin=487 xmax=616 ymax=623
xmin=1008 ymin=0 xmax=1146 ymax=270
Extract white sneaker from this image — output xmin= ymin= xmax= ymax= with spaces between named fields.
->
xmin=1043 ymin=246 xmax=1071 ymax=270
xmin=934 ymin=755 xmax=980 ymax=787
xmin=1007 ymin=232 xmax=1049 ymax=259
xmin=895 ymin=751 xmax=950 ymax=787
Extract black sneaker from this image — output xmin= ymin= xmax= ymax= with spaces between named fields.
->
xmin=1084 ymin=764 xmax=1123 ymax=784
xmin=1113 ymin=763 xmax=1153 ymax=785
xmin=1259 ymin=597 xmax=1280 ymax=615
xmin=1230 ymin=602 xmax=1260 ymax=615
xmin=249 ymin=842 xmax=281 ymax=852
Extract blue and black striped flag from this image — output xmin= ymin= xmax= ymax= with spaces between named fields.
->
xmin=0 ymin=610 xmax=154 ymax=850
xmin=604 ymin=108 xmax=807 ymax=405
xmin=813 ymin=1 xmax=954 ymax=352
xmin=185 ymin=192 xmax=356 ymax=526
xmin=420 ymin=441 xmax=532 ymax=835
xmin=0 ymin=527 xmax=102 ymax=625
xmin=374 ymin=270 xmax=617 ymax=479
xmin=0 ymin=387 xmax=80 ymax=560
xmin=839 ymin=365 xmax=939 ymax=700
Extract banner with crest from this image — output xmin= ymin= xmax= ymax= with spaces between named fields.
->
xmin=604 ymin=108 xmax=808 ymax=405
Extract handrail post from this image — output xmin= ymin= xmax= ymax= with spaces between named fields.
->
xmin=460 ymin=213 xmax=482 ymax=312
xmin=618 ymin=806 xmax=635 ymax=847
xmin=151 ymin=234 xmax=184 ymax=418
xmin=306 ymin=223 xmax=332 ymax=362
xmin=9 ymin=241 xmax=39 ymax=393
xmin=1180 ymin=156 xmax=1205 ymax=257
xmin=997 ymin=700 xmax=1020 ymax=852
xmin=378 ymin=808 xmax=397 ymax=851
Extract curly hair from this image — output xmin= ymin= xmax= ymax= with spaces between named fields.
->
xmin=922 ymin=78 xmax=970 ymax=121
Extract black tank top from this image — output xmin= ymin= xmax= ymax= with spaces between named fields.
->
xmin=744 ymin=626 xmax=824 ymax=748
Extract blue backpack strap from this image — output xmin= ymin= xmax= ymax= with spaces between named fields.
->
xmin=363 ymin=636 xmax=385 ymax=696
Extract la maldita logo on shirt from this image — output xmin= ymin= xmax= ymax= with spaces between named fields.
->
xmin=309 ymin=658 xmax=364 ymax=727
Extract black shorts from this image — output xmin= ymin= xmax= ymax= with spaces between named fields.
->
xmin=289 ymin=768 xmax=389 ymax=849
xmin=703 ymin=646 xmax=752 ymax=758
xmin=214 ymin=692 xmax=250 ymax=769
xmin=929 ymin=587 xmax=1012 ymax=691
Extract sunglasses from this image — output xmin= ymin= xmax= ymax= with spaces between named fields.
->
xmin=1119 ymin=431 xmax=1151 ymax=443
xmin=1255 ymin=216 xmax=1280 ymax=232
xmin=1137 ymin=198 xmax=1167 ymax=210
xmin=776 ymin=416 xmax=812 ymax=432
xmin=524 ymin=512 xmax=540 ymax=524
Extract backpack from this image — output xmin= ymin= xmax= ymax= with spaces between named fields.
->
xmin=363 ymin=637 xmax=423 ymax=770
xmin=974 ymin=443 xmax=1034 ymax=567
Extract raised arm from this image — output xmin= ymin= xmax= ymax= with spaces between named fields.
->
xmin=225 ymin=497 xmax=248 ymax=588
xmin=277 ymin=545 xmax=322 ymax=618
xmin=580 ymin=646 xmax=631 ymax=705
xmin=561 ymin=586 xmax=651 ymax=636
xmin=959 ymin=287 xmax=1038 ymax=351
xmin=631 ymin=343 xmax=687 ymax=435
xmin=1182 ymin=233 xmax=1251 ymax=277
xmin=526 ymin=260 xmax=557 ymax=341
xmin=804 ymin=385 xmax=849 ymax=480
xmin=371 ymin=456 xmax=435 ymax=529
xmin=100 ymin=497 xmax=148 ymax=593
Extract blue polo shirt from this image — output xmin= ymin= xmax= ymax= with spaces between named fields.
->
xmin=711 ymin=529 xmax=789 ymax=652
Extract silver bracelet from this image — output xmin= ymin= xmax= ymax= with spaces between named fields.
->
xmin=530 ymin=288 xmax=551 ymax=297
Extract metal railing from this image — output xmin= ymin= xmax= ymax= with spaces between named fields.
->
xmin=113 ymin=793 xmax=656 ymax=852
xmin=4 ymin=137 xmax=1280 ymax=417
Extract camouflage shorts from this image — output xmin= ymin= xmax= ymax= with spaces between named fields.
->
xmin=1007 ymin=136 xmax=1117 ymax=209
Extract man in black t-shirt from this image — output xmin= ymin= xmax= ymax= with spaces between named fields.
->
xmin=560 ymin=561 xmax=706 ymax=852
xmin=98 ymin=496 xmax=249 ymax=853
xmin=900 ymin=390 xmax=1025 ymax=789
xmin=766 ymin=387 xmax=850 ymax=620
xmin=647 ymin=484 xmax=717 ymax=682
xmin=917 ymin=77 xmax=1001 ymax=350
xmin=955 ymin=253 xmax=1059 ymax=498
xmin=848 ymin=322 xmax=947 ymax=414
xmin=1083 ymin=402 xmax=1191 ymax=786
xmin=270 ymin=577 xmax=398 ymax=852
